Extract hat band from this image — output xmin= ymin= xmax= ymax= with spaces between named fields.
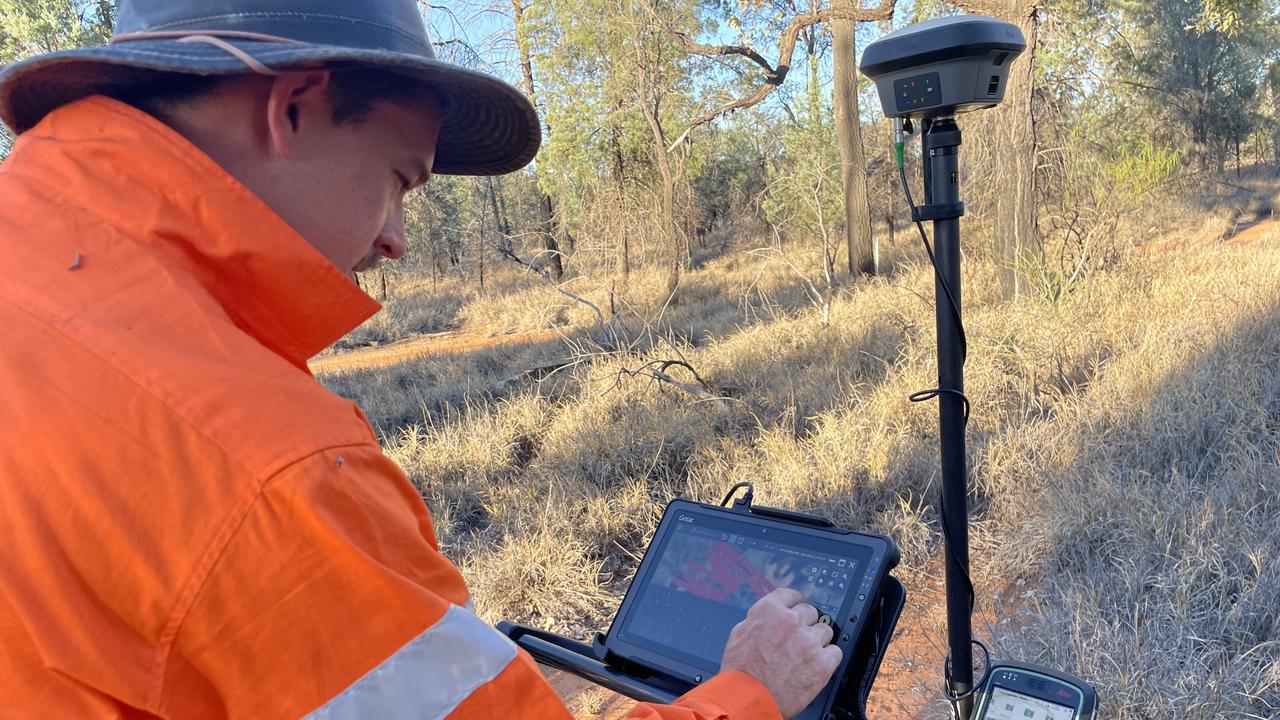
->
xmin=112 ymin=30 xmax=304 ymax=76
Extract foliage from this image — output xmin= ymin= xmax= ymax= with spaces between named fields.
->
xmin=0 ymin=0 xmax=113 ymax=61
xmin=527 ymin=0 xmax=698 ymax=215
xmin=1103 ymin=135 xmax=1182 ymax=208
xmin=1111 ymin=0 xmax=1279 ymax=172
xmin=0 ymin=0 xmax=114 ymax=160
xmin=760 ymin=64 xmax=843 ymax=253
xmin=1196 ymin=0 xmax=1268 ymax=35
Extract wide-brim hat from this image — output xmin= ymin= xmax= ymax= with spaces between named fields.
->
xmin=0 ymin=0 xmax=541 ymax=176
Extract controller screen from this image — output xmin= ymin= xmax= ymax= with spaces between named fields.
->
xmin=984 ymin=687 xmax=1076 ymax=720
xmin=620 ymin=513 xmax=867 ymax=669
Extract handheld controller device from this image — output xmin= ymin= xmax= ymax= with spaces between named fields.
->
xmin=972 ymin=663 xmax=1097 ymax=720
xmin=598 ymin=496 xmax=903 ymax=720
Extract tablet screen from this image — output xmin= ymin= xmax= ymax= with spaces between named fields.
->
xmin=619 ymin=511 xmax=867 ymax=669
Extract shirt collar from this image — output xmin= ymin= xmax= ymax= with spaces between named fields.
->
xmin=18 ymin=96 xmax=382 ymax=370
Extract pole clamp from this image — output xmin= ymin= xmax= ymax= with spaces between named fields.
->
xmin=911 ymin=201 xmax=965 ymax=222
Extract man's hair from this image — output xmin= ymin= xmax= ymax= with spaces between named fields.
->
xmin=101 ymin=66 xmax=439 ymax=125
xmin=325 ymin=66 xmax=441 ymax=125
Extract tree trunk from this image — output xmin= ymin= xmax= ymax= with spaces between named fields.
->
xmin=1270 ymin=63 xmax=1280 ymax=166
xmin=646 ymin=105 xmax=681 ymax=300
xmin=612 ymin=127 xmax=630 ymax=281
xmin=832 ymin=1 xmax=876 ymax=277
xmin=992 ymin=1 xmax=1040 ymax=298
xmin=486 ymin=178 xmax=510 ymax=240
xmin=655 ymin=148 xmax=681 ymax=299
xmin=474 ymin=180 xmax=489 ymax=291
xmin=538 ymin=194 xmax=563 ymax=281
xmin=633 ymin=10 xmax=681 ymax=302
xmin=512 ymin=0 xmax=563 ymax=281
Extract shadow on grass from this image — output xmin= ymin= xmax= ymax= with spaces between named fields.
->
xmin=318 ymin=331 xmax=579 ymax=437
xmin=705 ymin=279 xmax=1280 ymax=720
xmin=974 ymin=298 xmax=1280 ymax=719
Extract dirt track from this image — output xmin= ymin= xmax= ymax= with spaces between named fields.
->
xmin=308 ymin=327 xmax=567 ymax=374
xmin=1225 ymin=216 xmax=1278 ymax=245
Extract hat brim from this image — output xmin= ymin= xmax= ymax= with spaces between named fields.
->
xmin=0 ymin=39 xmax=541 ymax=176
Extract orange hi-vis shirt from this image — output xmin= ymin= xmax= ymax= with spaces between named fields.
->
xmin=0 ymin=97 xmax=782 ymax=720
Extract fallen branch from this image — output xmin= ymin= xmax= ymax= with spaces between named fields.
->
xmin=616 ymin=359 xmax=732 ymax=417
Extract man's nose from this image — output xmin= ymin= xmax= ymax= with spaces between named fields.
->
xmin=375 ymin=212 xmax=408 ymax=261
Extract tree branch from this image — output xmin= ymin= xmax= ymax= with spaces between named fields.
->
xmin=486 ymin=239 xmax=625 ymax=349
xmin=1117 ymin=79 xmax=1194 ymax=114
xmin=661 ymin=0 xmax=898 ymax=153
xmin=670 ymin=32 xmax=777 ymax=76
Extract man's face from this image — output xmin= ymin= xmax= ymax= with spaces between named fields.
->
xmin=274 ymin=89 xmax=441 ymax=279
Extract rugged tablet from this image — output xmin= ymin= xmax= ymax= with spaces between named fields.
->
xmin=597 ymin=497 xmax=902 ymax=720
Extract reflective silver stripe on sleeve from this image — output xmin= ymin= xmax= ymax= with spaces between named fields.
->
xmin=306 ymin=604 xmax=518 ymax=720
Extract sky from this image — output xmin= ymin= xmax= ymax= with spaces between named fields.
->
xmin=424 ymin=0 xmax=930 ymax=125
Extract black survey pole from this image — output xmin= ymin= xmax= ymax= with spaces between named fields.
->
xmin=922 ymin=117 xmax=974 ymax=718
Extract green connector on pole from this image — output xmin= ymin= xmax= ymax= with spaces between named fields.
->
xmin=893 ymin=117 xmax=906 ymax=169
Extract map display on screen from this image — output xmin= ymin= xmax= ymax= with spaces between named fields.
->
xmin=622 ymin=519 xmax=861 ymax=667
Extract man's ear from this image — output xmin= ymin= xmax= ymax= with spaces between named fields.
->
xmin=265 ymin=70 xmax=333 ymax=160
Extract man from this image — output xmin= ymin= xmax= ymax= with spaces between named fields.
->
xmin=0 ymin=1 xmax=841 ymax=718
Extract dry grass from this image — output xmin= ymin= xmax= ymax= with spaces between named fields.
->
xmin=320 ymin=189 xmax=1280 ymax=718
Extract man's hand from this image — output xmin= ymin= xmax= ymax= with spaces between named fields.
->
xmin=720 ymin=588 xmax=842 ymax=719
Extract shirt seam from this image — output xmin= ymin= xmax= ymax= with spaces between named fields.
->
xmin=0 ymin=285 xmax=378 ymax=713
xmin=3 ymin=98 xmax=381 ymax=366
xmin=153 ymin=441 xmax=384 ymax=715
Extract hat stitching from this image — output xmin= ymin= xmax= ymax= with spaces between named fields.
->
xmin=143 ymin=12 xmax=428 ymax=53
xmin=23 ymin=44 xmax=498 ymax=79
xmin=34 ymin=44 xmax=410 ymax=63
xmin=80 ymin=44 xmax=433 ymax=63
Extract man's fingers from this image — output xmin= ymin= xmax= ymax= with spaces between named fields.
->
xmin=792 ymin=602 xmax=819 ymax=627
xmin=804 ymin=618 xmax=835 ymax=647
xmin=765 ymin=587 xmax=805 ymax=608
xmin=816 ymin=643 xmax=843 ymax=675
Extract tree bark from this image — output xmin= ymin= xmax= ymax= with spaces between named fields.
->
xmin=645 ymin=101 xmax=682 ymax=300
xmin=991 ymin=1 xmax=1040 ymax=297
xmin=486 ymin=177 xmax=511 ymax=240
xmin=831 ymin=1 xmax=875 ymax=276
xmin=611 ymin=125 xmax=630 ymax=281
xmin=954 ymin=0 xmax=1040 ymax=296
xmin=512 ymin=0 xmax=564 ymax=281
